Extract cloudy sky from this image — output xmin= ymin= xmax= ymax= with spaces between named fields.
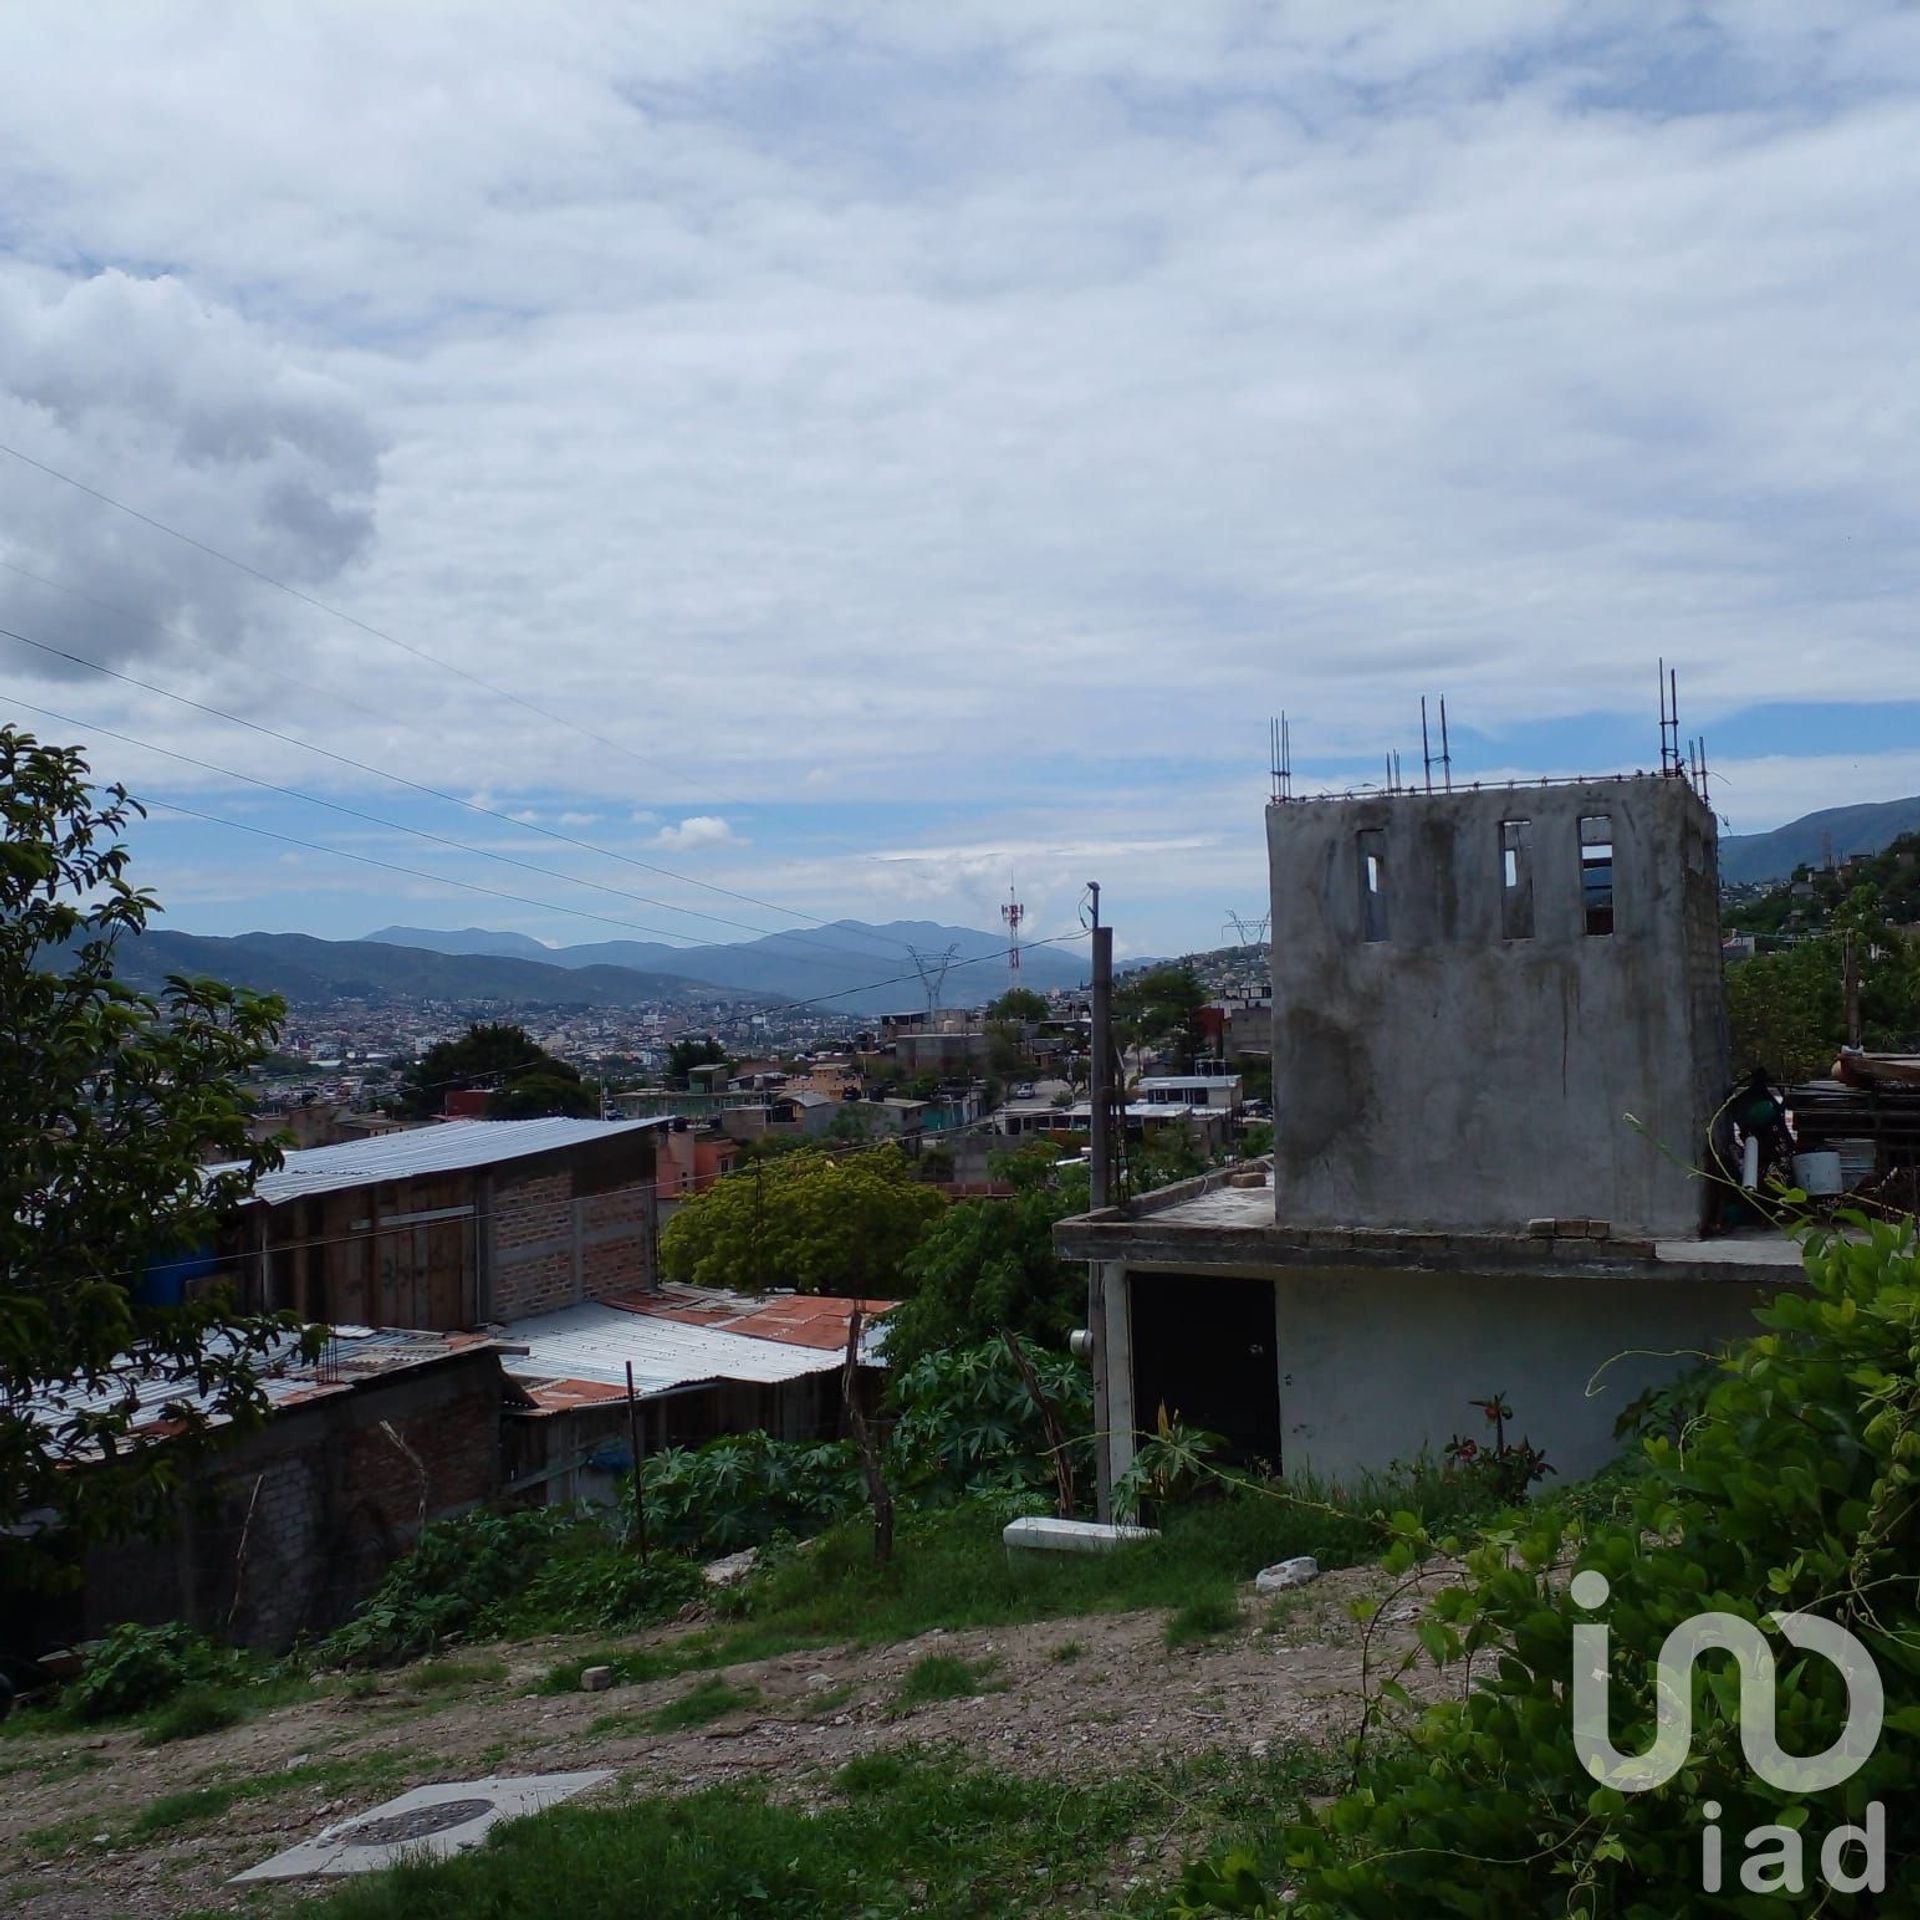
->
xmin=2 ymin=3 xmax=1918 ymax=967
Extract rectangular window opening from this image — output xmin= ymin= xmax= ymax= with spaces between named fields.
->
xmin=1499 ymin=819 xmax=1534 ymax=939
xmin=1358 ymin=828 xmax=1388 ymax=942
xmin=1580 ymin=814 xmax=1614 ymax=936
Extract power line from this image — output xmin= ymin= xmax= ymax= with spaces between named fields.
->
xmin=0 ymin=607 xmax=911 ymax=970
xmin=0 ymin=622 xmax=908 ymax=974
xmin=0 ymin=434 xmax=726 ymax=806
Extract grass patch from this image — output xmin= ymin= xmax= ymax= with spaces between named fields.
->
xmin=303 ymin=1746 xmax=1337 ymax=1919
xmin=18 ymin=1814 xmax=99 ymax=1861
xmin=791 ymin=1682 xmax=854 ymax=1718
xmin=646 ymin=1677 xmax=760 ymax=1731
xmin=405 ymin=1656 xmax=509 ymax=1693
xmin=1164 ymin=1587 xmax=1243 ymax=1650
xmin=119 ymin=1748 xmax=428 ymax=1844
xmin=894 ymin=1654 xmax=998 ymax=1710
xmin=1050 ymin=1638 xmax=1086 ymax=1664
xmin=140 ymin=1687 xmax=244 ymax=1746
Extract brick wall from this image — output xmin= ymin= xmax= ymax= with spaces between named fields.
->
xmin=77 ymin=1350 xmax=505 ymax=1652
xmin=491 ymin=1167 xmax=653 ymax=1320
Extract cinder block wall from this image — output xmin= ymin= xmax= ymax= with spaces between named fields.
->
xmin=1267 ymin=775 xmax=1727 ymax=1236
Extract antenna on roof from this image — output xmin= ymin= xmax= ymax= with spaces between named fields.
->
xmin=1420 ymin=697 xmax=1434 ymax=792
xmin=1269 ymin=714 xmax=1293 ymax=802
xmin=1439 ymin=696 xmax=1453 ymax=791
xmin=1660 ymin=662 xmax=1684 ymax=776
xmin=1384 ymin=752 xmax=1395 ymax=794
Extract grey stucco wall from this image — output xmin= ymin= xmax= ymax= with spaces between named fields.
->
xmin=1257 ymin=1263 xmax=1770 ymax=1483
xmin=1267 ymin=776 xmax=1727 ymax=1236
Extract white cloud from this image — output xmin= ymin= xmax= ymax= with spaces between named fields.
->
xmin=1 ymin=5 xmax=1918 ymax=948
xmin=652 ymin=815 xmax=740 ymax=851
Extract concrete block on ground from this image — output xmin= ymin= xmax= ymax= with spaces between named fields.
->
xmin=1253 ymin=1556 xmax=1320 ymax=1595
xmin=1003 ymin=1516 xmax=1158 ymax=1555
xmin=579 ymin=1666 xmax=614 ymax=1693
xmin=231 ymin=1773 xmax=613 ymax=1882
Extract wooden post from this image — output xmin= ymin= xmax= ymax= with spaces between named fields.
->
xmin=625 ymin=1361 xmax=649 ymax=1555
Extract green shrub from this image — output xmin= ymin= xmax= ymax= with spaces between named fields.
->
xmin=646 ymin=1677 xmax=760 ymax=1731
xmin=320 ymin=1506 xmax=697 ymax=1666
xmin=895 ymin=1654 xmax=998 ymax=1709
xmin=68 ymin=1622 xmax=236 ymax=1721
xmin=626 ymin=1433 xmax=865 ymax=1557
xmin=139 ymin=1686 xmax=243 ymax=1745
xmin=888 ymin=1339 xmax=1092 ymax=1506
xmin=1164 ymin=1587 xmax=1242 ymax=1649
xmin=1177 ymin=1219 xmax=1920 ymax=1916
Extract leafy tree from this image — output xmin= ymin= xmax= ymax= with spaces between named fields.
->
xmin=657 ymin=1145 xmax=945 ymax=1295
xmin=887 ymin=1339 xmax=1091 ymax=1504
xmin=394 ymin=1021 xmax=586 ymax=1118
xmin=666 ymin=1035 xmax=727 ymax=1088
xmin=1115 ymin=963 xmax=1208 ymax=1071
xmin=989 ymin=987 xmax=1048 ymax=1024
xmin=885 ymin=1148 xmax=1091 ymax=1370
xmin=0 ymin=730 xmax=301 ymax=1562
xmin=487 ymin=1070 xmax=597 ymax=1119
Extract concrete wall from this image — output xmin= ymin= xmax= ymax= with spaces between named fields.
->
xmin=1130 ymin=1262 xmax=1770 ymax=1484
xmin=1267 ymin=776 xmax=1727 ymax=1235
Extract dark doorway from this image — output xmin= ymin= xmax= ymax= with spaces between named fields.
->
xmin=1129 ymin=1271 xmax=1282 ymax=1469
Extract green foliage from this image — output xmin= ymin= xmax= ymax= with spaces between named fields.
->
xmin=320 ymin=1506 xmax=697 ymax=1665
xmin=1180 ymin=1220 xmax=1920 ymax=1917
xmin=895 ymin=1653 xmax=998 ymax=1707
xmin=886 ymin=1165 xmax=1091 ymax=1371
xmin=988 ymin=987 xmax=1049 ymax=1024
xmin=657 ymin=1143 xmax=946 ymax=1293
xmin=665 ymin=1035 xmax=727 ymax=1086
xmin=644 ymin=1676 xmax=761 ymax=1731
xmin=394 ymin=1021 xmax=586 ymax=1119
xmin=0 ymin=729 xmax=297 ymax=1557
xmin=1116 ymin=963 xmax=1209 ymax=1070
xmin=888 ymin=1338 xmax=1091 ymax=1504
xmin=138 ymin=1686 xmax=243 ymax=1745
xmin=1164 ymin=1586 xmax=1243 ymax=1649
xmin=629 ymin=1432 xmax=867 ymax=1556
xmin=1113 ymin=1412 xmax=1227 ymax=1523
xmin=66 ymin=1622 xmax=238 ymax=1721
xmin=1725 ymin=938 xmax=1850 ymax=1079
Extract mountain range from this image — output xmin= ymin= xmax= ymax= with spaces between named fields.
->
xmin=1718 ymin=795 xmax=1920 ymax=886
xmin=365 ymin=918 xmax=1091 ymax=1009
xmin=92 ymin=919 xmax=1087 ymax=1016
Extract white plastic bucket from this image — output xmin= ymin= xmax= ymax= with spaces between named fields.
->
xmin=1792 ymin=1151 xmax=1844 ymax=1196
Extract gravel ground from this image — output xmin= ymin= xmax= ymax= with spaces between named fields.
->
xmin=0 ymin=1566 xmax=1446 ymax=1919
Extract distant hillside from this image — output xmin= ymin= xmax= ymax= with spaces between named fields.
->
xmin=367 ymin=925 xmax=558 ymax=962
xmin=364 ymin=917 xmax=1092 ymax=1012
xmin=99 ymin=930 xmax=737 ymax=1009
xmin=1720 ymin=796 xmax=1920 ymax=886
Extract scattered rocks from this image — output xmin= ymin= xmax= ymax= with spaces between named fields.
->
xmin=579 ymin=1666 xmax=615 ymax=1693
xmin=702 ymin=1548 xmax=759 ymax=1589
xmin=1254 ymin=1556 xmax=1320 ymax=1595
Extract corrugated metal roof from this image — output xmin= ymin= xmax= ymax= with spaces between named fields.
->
xmin=16 ymin=1327 xmax=492 ymax=1457
xmin=501 ymin=1299 xmax=882 ymax=1399
xmin=210 ymin=1118 xmax=671 ymax=1206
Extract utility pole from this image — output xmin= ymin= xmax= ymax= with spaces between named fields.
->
xmin=1086 ymin=881 xmax=1115 ymax=1521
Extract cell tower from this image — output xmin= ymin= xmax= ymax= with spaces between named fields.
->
xmin=1000 ymin=881 xmax=1024 ymax=990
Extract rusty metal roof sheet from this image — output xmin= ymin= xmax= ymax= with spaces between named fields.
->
xmin=500 ymin=1300 xmax=883 ymax=1399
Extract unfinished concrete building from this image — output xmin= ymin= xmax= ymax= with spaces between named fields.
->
xmin=1059 ymin=769 xmax=1797 ymax=1492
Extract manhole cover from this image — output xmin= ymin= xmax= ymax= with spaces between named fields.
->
xmin=339 ymin=1798 xmax=496 ymax=1847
